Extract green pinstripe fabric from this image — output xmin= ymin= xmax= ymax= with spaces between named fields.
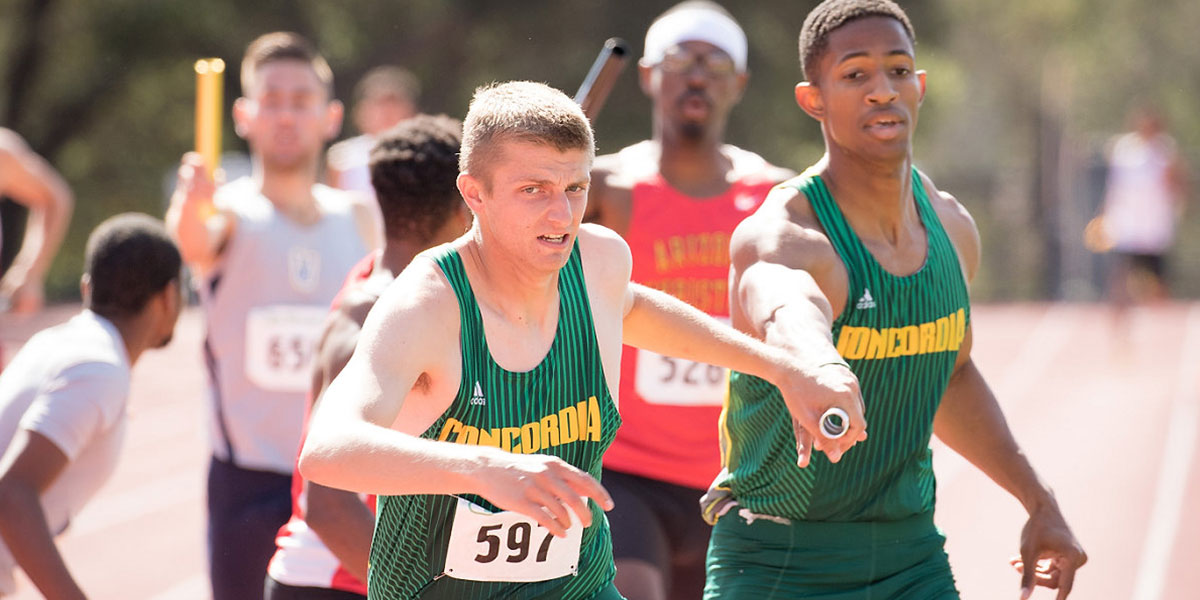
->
xmin=367 ymin=242 xmax=621 ymax=599
xmin=718 ymin=170 xmax=970 ymax=522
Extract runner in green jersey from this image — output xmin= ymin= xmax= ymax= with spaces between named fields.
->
xmin=298 ymin=81 xmax=868 ymax=599
xmin=704 ymin=1 xmax=1086 ymax=599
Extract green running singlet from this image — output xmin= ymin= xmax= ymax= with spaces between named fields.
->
xmin=717 ymin=168 xmax=970 ymax=522
xmin=367 ymin=242 xmax=623 ymax=599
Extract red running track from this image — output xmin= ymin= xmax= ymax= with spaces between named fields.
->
xmin=2 ymin=303 xmax=1196 ymax=599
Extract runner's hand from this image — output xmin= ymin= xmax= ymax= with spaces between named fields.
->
xmin=173 ymin=152 xmax=217 ymax=214
xmin=777 ymin=361 xmax=867 ymax=467
xmin=1010 ymin=503 xmax=1087 ymax=599
xmin=472 ymin=452 xmax=613 ymax=538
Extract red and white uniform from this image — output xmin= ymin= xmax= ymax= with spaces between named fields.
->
xmin=268 ymin=252 xmax=379 ymax=595
xmin=603 ymin=141 xmax=780 ymax=490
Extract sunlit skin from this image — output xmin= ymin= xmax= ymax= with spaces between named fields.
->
xmin=234 ymin=60 xmax=343 ymax=173
xmin=458 ymin=139 xmax=592 ymax=287
xmin=641 ymin=40 xmax=747 ymax=147
xmin=796 ymin=16 xmax=926 ymax=177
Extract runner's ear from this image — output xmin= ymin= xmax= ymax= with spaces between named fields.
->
xmin=795 ymin=82 xmax=824 ymax=121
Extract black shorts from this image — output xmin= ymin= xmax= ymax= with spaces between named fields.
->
xmin=602 ymin=468 xmax=710 ymax=598
xmin=264 ymin=577 xmax=366 ymax=600
xmin=208 ymin=456 xmax=293 ymax=600
xmin=1117 ymin=252 xmax=1167 ymax=279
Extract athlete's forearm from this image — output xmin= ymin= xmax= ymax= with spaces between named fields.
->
xmin=760 ymin=302 xmax=846 ymax=367
xmin=0 ymin=483 xmax=87 ymax=600
xmin=10 ymin=178 xmax=72 ymax=280
xmin=933 ymin=359 xmax=1056 ymax=514
xmin=622 ymin=283 xmax=792 ymax=383
xmin=305 ymin=482 xmax=373 ymax=583
xmin=739 ymin=262 xmax=844 ymax=365
xmin=299 ymin=419 xmax=493 ymax=497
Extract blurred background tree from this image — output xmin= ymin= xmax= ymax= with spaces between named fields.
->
xmin=1 ymin=0 xmax=1196 ymax=303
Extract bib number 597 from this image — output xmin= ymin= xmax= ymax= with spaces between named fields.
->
xmin=444 ymin=497 xmax=582 ymax=582
xmin=475 ymin=522 xmax=554 ymax=564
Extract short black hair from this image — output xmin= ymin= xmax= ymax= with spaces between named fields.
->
xmin=369 ymin=114 xmax=464 ymax=244
xmin=84 ymin=213 xmax=181 ymax=319
xmin=799 ymin=0 xmax=916 ymax=81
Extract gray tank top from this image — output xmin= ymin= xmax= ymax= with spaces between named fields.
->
xmin=200 ymin=177 xmax=367 ymax=473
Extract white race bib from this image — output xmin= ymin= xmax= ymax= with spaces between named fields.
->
xmin=244 ymin=305 xmax=327 ymax=392
xmin=443 ymin=497 xmax=583 ymax=582
xmin=634 ymin=349 xmax=729 ymax=406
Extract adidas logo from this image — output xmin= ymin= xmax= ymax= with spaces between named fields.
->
xmin=470 ymin=382 xmax=487 ymax=406
xmin=856 ymin=289 xmax=877 ymax=310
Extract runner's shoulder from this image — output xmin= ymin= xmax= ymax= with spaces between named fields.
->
xmin=732 ymin=179 xmax=836 ymax=271
xmin=917 ymin=169 xmax=980 ymax=275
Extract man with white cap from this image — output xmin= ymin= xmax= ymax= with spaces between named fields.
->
xmin=586 ymin=2 xmax=793 ymax=598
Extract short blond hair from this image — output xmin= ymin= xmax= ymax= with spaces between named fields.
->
xmin=459 ymin=81 xmax=594 ymax=184
xmin=240 ymin=31 xmax=334 ymax=97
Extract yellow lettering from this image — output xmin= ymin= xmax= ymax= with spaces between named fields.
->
xmin=868 ymin=328 xmax=890 ymax=359
xmin=520 ymin=422 xmax=541 ymax=454
xmin=478 ymin=428 xmax=502 ymax=449
xmin=438 ymin=418 xmax=461 ymax=442
xmin=952 ymin=308 xmax=966 ymax=351
xmin=919 ymin=322 xmax=937 ymax=353
xmin=935 ymin=317 xmax=950 ymax=352
xmin=587 ymin=396 xmax=602 ymax=442
xmin=668 ymin=237 xmax=685 ymax=269
xmin=558 ymin=406 xmax=579 ymax=443
xmin=838 ymin=327 xmax=868 ymax=360
xmin=576 ymin=401 xmax=589 ymax=443
xmin=653 ymin=240 xmax=670 ymax=273
xmin=885 ymin=328 xmax=903 ymax=358
xmin=457 ymin=425 xmax=479 ymax=446
xmin=900 ymin=326 xmax=920 ymax=356
xmin=539 ymin=414 xmax=560 ymax=449
xmin=502 ymin=427 xmax=521 ymax=453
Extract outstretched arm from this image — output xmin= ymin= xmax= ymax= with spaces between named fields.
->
xmin=928 ymin=179 xmax=1085 ymax=598
xmin=299 ymin=260 xmax=611 ymax=537
xmin=621 ymin=273 xmax=866 ymax=464
xmin=0 ymin=430 xmax=86 ymax=600
xmin=0 ymin=131 xmax=74 ymax=314
xmin=934 ymin=333 xmax=1087 ymax=600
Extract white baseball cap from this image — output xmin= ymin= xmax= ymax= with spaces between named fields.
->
xmin=643 ymin=3 xmax=748 ymax=72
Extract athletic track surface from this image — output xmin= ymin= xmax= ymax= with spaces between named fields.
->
xmin=2 ymin=302 xmax=1196 ymax=599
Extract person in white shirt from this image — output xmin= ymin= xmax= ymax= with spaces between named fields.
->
xmin=0 ymin=213 xmax=182 ymax=599
xmin=325 ymin=66 xmax=421 ymax=195
xmin=1101 ymin=103 xmax=1190 ymax=307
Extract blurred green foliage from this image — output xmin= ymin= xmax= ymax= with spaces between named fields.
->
xmin=2 ymin=0 xmax=1197 ymax=302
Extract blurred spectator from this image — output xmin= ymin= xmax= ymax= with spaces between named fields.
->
xmin=0 ymin=213 xmax=181 ymax=599
xmin=325 ymin=66 xmax=421 ymax=194
xmin=165 ymin=31 xmax=375 ymax=600
xmin=1100 ymin=103 xmax=1190 ymax=306
xmin=0 ymin=129 xmax=74 ymax=315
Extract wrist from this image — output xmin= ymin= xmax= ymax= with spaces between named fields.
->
xmin=1021 ymin=485 xmax=1058 ymax=516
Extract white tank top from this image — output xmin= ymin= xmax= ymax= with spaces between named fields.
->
xmin=1103 ymin=132 xmax=1179 ymax=254
xmin=200 ymin=178 xmax=367 ymax=473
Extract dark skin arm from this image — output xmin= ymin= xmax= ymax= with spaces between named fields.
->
xmin=926 ymin=175 xmax=1086 ymax=599
xmin=0 ymin=430 xmax=87 ymax=600
xmin=302 ymin=291 xmax=377 ymax=584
